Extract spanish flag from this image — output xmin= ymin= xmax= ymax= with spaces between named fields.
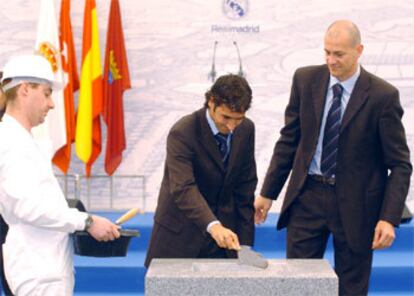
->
xmin=52 ymin=0 xmax=79 ymax=174
xmin=75 ymin=0 xmax=103 ymax=176
xmin=103 ymin=0 xmax=131 ymax=175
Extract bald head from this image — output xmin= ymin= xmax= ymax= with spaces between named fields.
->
xmin=324 ymin=20 xmax=363 ymax=81
xmin=326 ymin=20 xmax=361 ymax=47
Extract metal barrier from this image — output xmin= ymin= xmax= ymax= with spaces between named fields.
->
xmin=56 ymin=174 xmax=146 ymax=212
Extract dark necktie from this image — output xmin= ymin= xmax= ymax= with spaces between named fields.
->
xmin=214 ymin=133 xmax=229 ymax=165
xmin=320 ymin=83 xmax=343 ymax=177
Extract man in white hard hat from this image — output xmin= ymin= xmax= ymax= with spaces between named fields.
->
xmin=0 ymin=54 xmax=121 ymax=296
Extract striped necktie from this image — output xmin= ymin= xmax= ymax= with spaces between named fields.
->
xmin=320 ymin=83 xmax=343 ymax=177
xmin=214 ymin=133 xmax=229 ymax=166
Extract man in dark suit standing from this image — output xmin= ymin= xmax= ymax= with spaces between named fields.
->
xmin=255 ymin=20 xmax=412 ymax=295
xmin=145 ymin=74 xmax=257 ymax=267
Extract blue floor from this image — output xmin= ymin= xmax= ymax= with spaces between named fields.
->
xmin=69 ymin=212 xmax=414 ymax=295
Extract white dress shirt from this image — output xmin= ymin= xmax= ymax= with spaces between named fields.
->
xmin=0 ymin=114 xmax=87 ymax=295
xmin=308 ymin=66 xmax=361 ymax=176
xmin=205 ymin=109 xmax=233 ymax=233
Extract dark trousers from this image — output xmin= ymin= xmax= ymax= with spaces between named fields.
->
xmin=286 ymin=178 xmax=373 ymax=296
xmin=0 ymin=215 xmax=12 ymax=296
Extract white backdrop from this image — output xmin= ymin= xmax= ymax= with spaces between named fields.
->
xmin=1 ymin=0 xmax=413 ymax=212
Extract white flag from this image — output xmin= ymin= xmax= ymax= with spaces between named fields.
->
xmin=32 ymin=0 xmax=67 ymax=159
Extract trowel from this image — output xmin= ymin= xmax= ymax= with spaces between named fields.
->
xmin=237 ymin=245 xmax=268 ymax=269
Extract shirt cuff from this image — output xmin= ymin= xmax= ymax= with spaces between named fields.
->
xmin=72 ymin=210 xmax=89 ymax=232
xmin=206 ymin=220 xmax=221 ymax=233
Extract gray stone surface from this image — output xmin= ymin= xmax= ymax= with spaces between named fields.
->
xmin=145 ymin=258 xmax=338 ymax=296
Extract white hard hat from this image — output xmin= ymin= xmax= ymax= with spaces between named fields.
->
xmin=1 ymin=54 xmax=62 ymax=91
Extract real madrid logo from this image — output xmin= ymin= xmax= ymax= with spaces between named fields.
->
xmin=223 ymin=0 xmax=248 ymax=20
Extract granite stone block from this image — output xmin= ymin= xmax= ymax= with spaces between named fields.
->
xmin=145 ymin=259 xmax=338 ymax=296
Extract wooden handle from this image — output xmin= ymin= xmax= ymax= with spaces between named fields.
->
xmin=115 ymin=208 xmax=141 ymax=225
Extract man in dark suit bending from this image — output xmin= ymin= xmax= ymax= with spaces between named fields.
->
xmin=255 ymin=20 xmax=412 ymax=295
xmin=145 ymin=74 xmax=257 ymax=267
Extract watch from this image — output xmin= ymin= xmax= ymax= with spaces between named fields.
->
xmin=84 ymin=215 xmax=93 ymax=231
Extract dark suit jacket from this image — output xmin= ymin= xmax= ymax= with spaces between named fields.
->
xmin=261 ymin=65 xmax=412 ymax=253
xmin=145 ymin=108 xmax=257 ymax=267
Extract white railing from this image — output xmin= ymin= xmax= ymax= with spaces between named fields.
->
xmin=56 ymin=174 xmax=146 ymax=212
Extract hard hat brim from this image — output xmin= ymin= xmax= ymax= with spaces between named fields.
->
xmin=2 ymin=77 xmax=62 ymax=92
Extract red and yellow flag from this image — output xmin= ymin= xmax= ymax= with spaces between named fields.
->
xmin=75 ymin=0 xmax=103 ymax=177
xmin=52 ymin=0 xmax=79 ymax=174
xmin=103 ymin=0 xmax=131 ymax=175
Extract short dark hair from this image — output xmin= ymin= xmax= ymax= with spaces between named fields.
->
xmin=204 ymin=74 xmax=252 ymax=112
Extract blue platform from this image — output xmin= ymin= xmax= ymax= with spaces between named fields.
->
xmin=2 ymin=212 xmax=411 ymax=295
xmin=68 ymin=212 xmax=414 ymax=295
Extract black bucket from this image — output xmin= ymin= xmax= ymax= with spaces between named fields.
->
xmin=72 ymin=229 xmax=140 ymax=257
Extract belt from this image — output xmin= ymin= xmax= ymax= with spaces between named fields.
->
xmin=308 ymin=174 xmax=336 ymax=186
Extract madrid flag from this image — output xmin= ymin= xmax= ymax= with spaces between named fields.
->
xmin=33 ymin=0 xmax=66 ymax=159
xmin=103 ymin=0 xmax=131 ymax=175
xmin=75 ymin=0 xmax=103 ymax=176
xmin=52 ymin=0 xmax=79 ymax=174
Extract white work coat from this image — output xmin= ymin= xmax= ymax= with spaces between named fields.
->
xmin=0 ymin=114 xmax=87 ymax=296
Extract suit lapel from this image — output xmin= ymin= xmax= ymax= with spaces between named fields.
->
xmin=312 ymin=68 xmax=330 ymax=131
xmin=340 ymin=68 xmax=370 ymax=133
xmin=197 ymin=109 xmax=225 ymax=171
xmin=225 ymin=129 xmax=241 ymax=178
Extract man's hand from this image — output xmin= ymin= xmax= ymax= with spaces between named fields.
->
xmin=87 ymin=215 xmax=121 ymax=242
xmin=372 ymin=220 xmax=395 ymax=250
xmin=254 ymin=195 xmax=273 ymax=224
xmin=209 ymin=223 xmax=241 ymax=251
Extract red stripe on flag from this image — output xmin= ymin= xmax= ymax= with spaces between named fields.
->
xmin=52 ymin=0 xmax=79 ymax=174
